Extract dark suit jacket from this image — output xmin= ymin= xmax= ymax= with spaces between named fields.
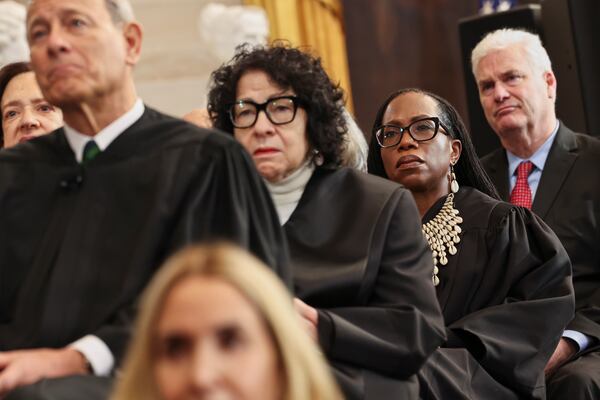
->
xmin=482 ymin=123 xmax=600 ymax=350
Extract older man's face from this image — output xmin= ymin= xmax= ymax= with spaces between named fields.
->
xmin=475 ymin=45 xmax=555 ymax=140
xmin=26 ymin=0 xmax=131 ymax=108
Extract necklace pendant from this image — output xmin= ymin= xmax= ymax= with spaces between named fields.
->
xmin=423 ymin=192 xmax=462 ymax=287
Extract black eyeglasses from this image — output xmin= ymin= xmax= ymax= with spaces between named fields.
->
xmin=375 ymin=117 xmax=450 ymax=148
xmin=227 ymin=96 xmax=304 ymax=128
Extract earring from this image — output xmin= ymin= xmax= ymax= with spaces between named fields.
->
xmin=450 ymin=163 xmax=459 ymax=193
xmin=313 ymin=149 xmax=324 ymax=166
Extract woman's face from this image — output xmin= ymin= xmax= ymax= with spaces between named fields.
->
xmin=379 ymin=92 xmax=460 ymax=195
xmin=234 ymin=69 xmax=310 ymax=183
xmin=1 ymin=71 xmax=62 ymax=148
xmin=153 ymin=275 xmax=282 ymax=400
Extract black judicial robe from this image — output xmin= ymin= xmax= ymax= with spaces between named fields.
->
xmin=0 ymin=107 xmax=289 ymax=364
xmin=284 ymin=167 xmax=446 ymax=399
xmin=417 ymin=187 xmax=574 ymax=400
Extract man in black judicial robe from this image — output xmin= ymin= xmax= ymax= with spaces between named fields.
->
xmin=0 ymin=0 xmax=288 ymax=398
xmin=473 ymin=28 xmax=600 ymax=398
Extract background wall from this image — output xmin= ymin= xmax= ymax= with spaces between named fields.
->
xmin=131 ymin=0 xmax=241 ymax=118
xmin=342 ymin=0 xmax=479 ymax=138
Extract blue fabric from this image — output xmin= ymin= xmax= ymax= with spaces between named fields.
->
xmin=564 ymin=329 xmax=592 ymax=353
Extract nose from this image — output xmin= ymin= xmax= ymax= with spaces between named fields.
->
xmin=252 ymin=110 xmax=275 ymax=137
xmin=19 ymin=108 xmax=41 ymax=131
xmin=493 ymin=82 xmax=510 ymax=103
xmin=190 ymin=344 xmax=220 ymax=392
xmin=45 ymin=26 xmax=71 ymax=56
xmin=397 ymin=129 xmax=417 ymax=150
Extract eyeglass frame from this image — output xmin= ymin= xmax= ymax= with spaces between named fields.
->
xmin=374 ymin=117 xmax=451 ymax=148
xmin=226 ymin=95 xmax=306 ymax=129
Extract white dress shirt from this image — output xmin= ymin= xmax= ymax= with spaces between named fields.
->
xmin=65 ymin=99 xmax=145 ymax=376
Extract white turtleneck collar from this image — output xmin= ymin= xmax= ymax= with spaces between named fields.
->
xmin=265 ymin=160 xmax=315 ymax=225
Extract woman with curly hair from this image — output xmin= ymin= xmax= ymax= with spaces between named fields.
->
xmin=205 ymin=44 xmax=445 ymax=399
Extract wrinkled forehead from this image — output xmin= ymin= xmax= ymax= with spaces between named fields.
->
xmin=27 ymin=0 xmax=106 ymax=24
xmin=1 ymin=72 xmax=40 ymax=108
xmin=475 ymin=46 xmax=529 ymax=77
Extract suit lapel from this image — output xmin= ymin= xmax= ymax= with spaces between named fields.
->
xmin=532 ymin=125 xmax=579 ymax=218
xmin=484 ymin=150 xmax=510 ymax=201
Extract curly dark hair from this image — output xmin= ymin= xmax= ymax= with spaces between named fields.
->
xmin=367 ymin=88 xmax=500 ymax=199
xmin=0 ymin=62 xmax=32 ymax=147
xmin=207 ymin=43 xmax=347 ymax=167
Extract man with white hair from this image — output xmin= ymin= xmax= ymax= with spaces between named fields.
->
xmin=474 ymin=28 xmax=600 ymax=399
xmin=0 ymin=1 xmax=289 ymax=399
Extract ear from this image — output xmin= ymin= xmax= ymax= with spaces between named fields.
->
xmin=450 ymin=139 xmax=462 ymax=165
xmin=544 ymin=70 xmax=557 ymax=101
xmin=122 ymin=21 xmax=143 ymax=66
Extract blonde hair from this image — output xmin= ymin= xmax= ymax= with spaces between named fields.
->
xmin=471 ymin=28 xmax=552 ymax=77
xmin=111 ymin=242 xmax=342 ymax=400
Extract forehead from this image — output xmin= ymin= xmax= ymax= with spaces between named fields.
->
xmin=2 ymin=72 xmax=41 ymax=106
xmin=27 ymin=0 xmax=107 ymax=23
xmin=158 ymin=276 xmax=259 ymax=331
xmin=475 ymin=46 xmax=529 ymax=78
xmin=236 ymin=70 xmax=291 ymax=99
xmin=383 ymin=92 xmax=439 ymax=123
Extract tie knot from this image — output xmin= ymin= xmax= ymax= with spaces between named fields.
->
xmin=83 ymin=140 xmax=100 ymax=164
xmin=516 ymin=161 xmax=534 ymax=179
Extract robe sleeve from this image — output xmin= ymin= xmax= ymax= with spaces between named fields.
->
xmin=316 ymin=188 xmax=445 ymax=379
xmin=445 ymin=205 xmax=575 ymax=396
xmin=165 ymin=135 xmax=291 ymax=285
xmin=93 ymin=135 xmax=291 ymax=364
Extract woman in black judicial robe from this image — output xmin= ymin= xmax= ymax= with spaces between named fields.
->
xmin=368 ymin=88 xmax=575 ymax=399
xmin=205 ymin=45 xmax=446 ymax=399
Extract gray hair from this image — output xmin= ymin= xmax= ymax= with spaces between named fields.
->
xmin=105 ymin=0 xmax=135 ymax=24
xmin=471 ymin=28 xmax=552 ymax=77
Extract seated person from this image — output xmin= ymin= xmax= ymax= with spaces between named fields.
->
xmin=111 ymin=242 xmax=342 ymax=400
xmin=367 ymin=88 xmax=574 ymax=399
xmin=205 ymin=44 xmax=446 ymax=399
xmin=0 ymin=1 xmax=288 ymax=399
xmin=0 ymin=61 xmax=62 ymax=147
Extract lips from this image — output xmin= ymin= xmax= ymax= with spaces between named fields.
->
xmin=253 ymin=147 xmax=280 ymax=156
xmin=396 ymin=154 xmax=424 ymax=169
xmin=18 ymin=134 xmax=36 ymax=143
xmin=494 ymin=105 xmax=519 ymax=117
xmin=48 ymin=64 xmax=82 ymax=81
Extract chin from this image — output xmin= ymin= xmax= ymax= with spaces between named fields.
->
xmin=256 ymin=164 xmax=285 ymax=183
xmin=494 ymin=116 xmax=526 ymax=133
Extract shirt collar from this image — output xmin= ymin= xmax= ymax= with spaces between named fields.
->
xmin=64 ymin=99 xmax=145 ymax=162
xmin=507 ymin=120 xmax=559 ymax=177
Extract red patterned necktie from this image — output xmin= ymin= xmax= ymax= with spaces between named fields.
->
xmin=510 ymin=161 xmax=534 ymax=209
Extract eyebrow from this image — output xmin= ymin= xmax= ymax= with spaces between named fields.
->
xmin=237 ymin=89 xmax=293 ymax=103
xmin=27 ymin=8 xmax=87 ymax=31
xmin=384 ymin=114 xmax=433 ymax=126
xmin=2 ymin=98 xmax=50 ymax=109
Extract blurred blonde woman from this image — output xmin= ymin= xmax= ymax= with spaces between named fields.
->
xmin=111 ymin=242 xmax=341 ymax=400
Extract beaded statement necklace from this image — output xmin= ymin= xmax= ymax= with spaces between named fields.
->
xmin=422 ymin=192 xmax=463 ymax=286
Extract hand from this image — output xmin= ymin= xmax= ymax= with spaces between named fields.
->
xmin=183 ymin=108 xmax=213 ymax=129
xmin=0 ymin=348 xmax=89 ymax=396
xmin=544 ymin=338 xmax=578 ymax=377
xmin=294 ymin=298 xmax=319 ymax=342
